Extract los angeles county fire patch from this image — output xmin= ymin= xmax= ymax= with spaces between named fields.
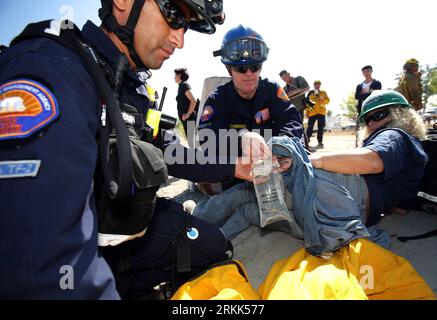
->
xmin=0 ymin=79 xmax=59 ymax=140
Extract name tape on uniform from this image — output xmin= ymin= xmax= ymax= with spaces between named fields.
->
xmin=0 ymin=160 xmax=41 ymax=179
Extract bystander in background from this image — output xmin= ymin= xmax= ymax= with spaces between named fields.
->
xmin=355 ymin=65 xmax=382 ymax=146
xmin=396 ymin=58 xmax=423 ymax=111
xmin=306 ymin=80 xmax=330 ymax=149
xmin=175 ymin=67 xmax=198 ymax=147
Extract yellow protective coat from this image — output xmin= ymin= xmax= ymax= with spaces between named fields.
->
xmin=171 ymin=260 xmax=260 ymax=300
xmin=306 ymin=90 xmax=330 ymax=117
xmin=259 ymin=239 xmax=436 ymax=300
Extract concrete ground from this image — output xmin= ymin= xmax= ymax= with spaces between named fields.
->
xmin=232 ymin=210 xmax=437 ymax=293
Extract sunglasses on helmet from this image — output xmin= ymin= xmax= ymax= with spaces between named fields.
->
xmin=232 ymin=63 xmax=262 ymax=74
xmin=364 ymin=109 xmax=390 ymax=125
xmin=155 ymin=0 xmax=190 ymax=32
xmin=214 ymin=38 xmax=269 ymax=63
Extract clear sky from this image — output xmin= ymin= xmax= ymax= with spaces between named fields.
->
xmin=1 ymin=0 xmax=436 ymax=117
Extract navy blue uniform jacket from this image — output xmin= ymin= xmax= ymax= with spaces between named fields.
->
xmin=198 ymin=78 xmax=304 ymax=149
xmin=0 ymin=21 xmax=234 ymax=299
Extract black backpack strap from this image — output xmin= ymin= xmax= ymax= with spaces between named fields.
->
xmin=173 ymin=213 xmax=193 ymax=276
xmin=11 ymin=20 xmax=133 ymax=204
xmin=397 ymin=228 xmax=437 ymax=242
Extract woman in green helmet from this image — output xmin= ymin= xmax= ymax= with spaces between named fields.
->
xmin=309 ymin=89 xmax=427 ymax=229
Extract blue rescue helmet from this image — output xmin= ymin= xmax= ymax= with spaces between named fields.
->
xmin=213 ymin=25 xmax=269 ymax=66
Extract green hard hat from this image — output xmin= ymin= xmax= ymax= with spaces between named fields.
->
xmin=359 ymin=90 xmax=411 ymax=123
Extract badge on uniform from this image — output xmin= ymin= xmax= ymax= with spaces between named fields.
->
xmin=0 ymin=79 xmax=59 ymax=140
xmin=255 ymin=108 xmax=270 ymax=124
xmin=201 ymin=105 xmax=214 ymax=122
xmin=277 ymin=87 xmax=290 ymax=101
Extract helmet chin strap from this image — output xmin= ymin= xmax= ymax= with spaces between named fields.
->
xmin=99 ymin=0 xmax=146 ymax=69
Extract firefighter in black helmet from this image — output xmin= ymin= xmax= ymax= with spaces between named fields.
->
xmin=0 ymin=0 xmax=251 ymax=300
xmin=99 ymin=0 xmax=225 ymax=69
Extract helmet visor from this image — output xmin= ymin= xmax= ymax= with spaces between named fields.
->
xmin=223 ymin=38 xmax=269 ymax=63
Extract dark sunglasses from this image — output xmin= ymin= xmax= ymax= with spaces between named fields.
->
xmin=155 ymin=0 xmax=189 ymax=32
xmin=232 ymin=64 xmax=262 ymax=74
xmin=364 ymin=109 xmax=390 ymax=125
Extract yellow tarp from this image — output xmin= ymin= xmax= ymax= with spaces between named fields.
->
xmin=171 ymin=260 xmax=261 ymax=300
xmin=259 ymin=239 xmax=436 ymax=300
xmin=172 ymin=239 xmax=435 ymax=300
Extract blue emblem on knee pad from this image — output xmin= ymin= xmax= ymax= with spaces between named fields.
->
xmin=187 ymin=227 xmax=199 ymax=240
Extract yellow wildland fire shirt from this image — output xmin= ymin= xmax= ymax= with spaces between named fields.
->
xmin=306 ymin=90 xmax=330 ymax=117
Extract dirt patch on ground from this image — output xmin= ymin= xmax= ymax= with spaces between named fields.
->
xmin=308 ymin=129 xmax=356 ymax=152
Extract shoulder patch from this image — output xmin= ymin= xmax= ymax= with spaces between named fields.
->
xmin=0 ymin=79 xmax=59 ymax=140
xmin=277 ymin=87 xmax=290 ymax=101
xmin=200 ymin=105 xmax=214 ymax=122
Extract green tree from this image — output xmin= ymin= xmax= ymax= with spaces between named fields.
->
xmin=340 ymin=92 xmax=358 ymax=120
xmin=422 ymin=64 xmax=437 ymax=108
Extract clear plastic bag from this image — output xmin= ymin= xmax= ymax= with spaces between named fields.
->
xmin=252 ymin=159 xmax=292 ymax=228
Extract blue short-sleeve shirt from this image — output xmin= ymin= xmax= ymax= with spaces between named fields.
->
xmin=362 ymin=127 xmax=428 ymax=225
